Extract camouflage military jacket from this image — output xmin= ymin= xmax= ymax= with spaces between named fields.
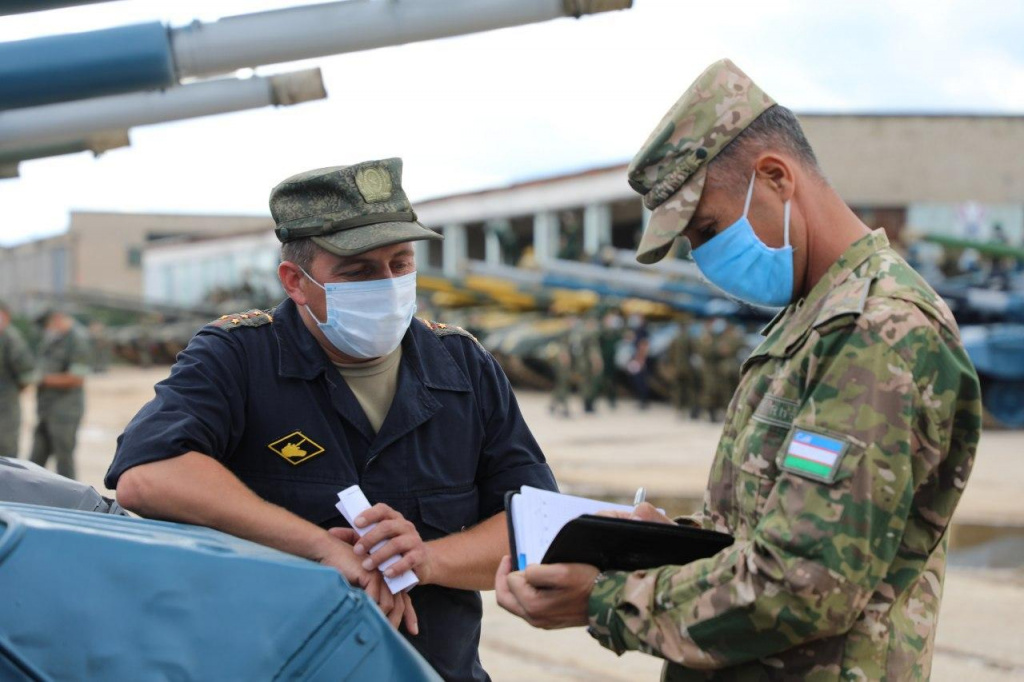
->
xmin=588 ymin=231 xmax=981 ymax=680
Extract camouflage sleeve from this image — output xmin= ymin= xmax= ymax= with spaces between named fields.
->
xmin=587 ymin=307 xmax=978 ymax=669
xmin=67 ymin=330 xmax=93 ymax=377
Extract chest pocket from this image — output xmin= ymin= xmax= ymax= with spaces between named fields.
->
xmin=731 ymin=418 xmax=789 ymax=528
xmin=725 ymin=363 xmax=801 ymax=530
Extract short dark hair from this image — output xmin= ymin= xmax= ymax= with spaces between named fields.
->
xmin=707 ymin=104 xmax=823 ymax=194
xmin=280 ymin=238 xmax=324 ymax=272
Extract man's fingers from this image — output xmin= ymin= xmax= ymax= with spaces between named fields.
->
xmin=353 ymin=503 xmax=395 ymax=529
xmin=401 ymin=593 xmax=419 ymax=636
xmin=633 ymin=502 xmax=672 ymax=524
xmin=327 ymin=526 xmax=359 ymax=545
xmin=495 ymin=556 xmax=529 ymax=619
xmin=382 ymin=547 xmax=423 ymax=577
xmin=362 ymin=573 xmax=381 ymax=605
xmin=354 ymin=519 xmax=405 ymax=554
xmin=523 ymin=562 xmax=576 ymax=589
xmin=364 ymin=535 xmax=418 ymax=570
xmin=384 ymin=589 xmax=403 ymax=629
xmin=594 ymin=510 xmax=632 ymax=519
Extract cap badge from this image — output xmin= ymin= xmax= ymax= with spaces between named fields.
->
xmin=355 ymin=166 xmax=393 ymax=203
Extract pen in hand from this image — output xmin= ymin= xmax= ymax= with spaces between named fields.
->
xmin=633 ymin=486 xmax=646 ymax=510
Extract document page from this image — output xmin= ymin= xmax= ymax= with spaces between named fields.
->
xmin=513 ymin=486 xmax=636 ymax=568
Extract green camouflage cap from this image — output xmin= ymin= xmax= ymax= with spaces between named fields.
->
xmin=270 ymin=158 xmax=442 ymax=257
xmin=628 ymin=59 xmax=775 ymax=264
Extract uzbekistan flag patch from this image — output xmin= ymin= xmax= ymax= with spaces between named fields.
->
xmin=781 ymin=429 xmax=849 ymax=483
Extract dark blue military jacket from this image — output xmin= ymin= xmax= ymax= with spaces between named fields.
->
xmin=107 ymin=298 xmax=557 ymax=682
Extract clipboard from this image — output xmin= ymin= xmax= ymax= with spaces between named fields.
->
xmin=504 ymin=489 xmax=733 ymax=572
xmin=541 ymin=514 xmax=733 ymax=571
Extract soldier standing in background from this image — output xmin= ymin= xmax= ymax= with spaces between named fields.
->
xmin=667 ymin=315 xmax=697 ymax=419
xmin=88 ymin=321 xmax=112 ymax=373
xmin=498 ymin=58 xmax=981 ymax=679
xmin=546 ymin=334 xmax=572 ymax=418
xmin=572 ymin=315 xmax=604 ymax=414
xmin=717 ymin=321 xmax=745 ymax=408
xmin=597 ymin=309 xmax=623 ymax=409
xmin=30 ymin=310 xmax=92 ymax=479
xmin=0 ymin=302 xmax=35 ymax=459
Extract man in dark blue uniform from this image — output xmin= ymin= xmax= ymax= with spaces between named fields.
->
xmin=106 ymin=158 xmax=557 ymax=682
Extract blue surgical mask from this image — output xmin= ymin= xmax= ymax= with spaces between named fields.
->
xmin=301 ymin=269 xmax=417 ymax=359
xmin=691 ymin=173 xmax=794 ymax=308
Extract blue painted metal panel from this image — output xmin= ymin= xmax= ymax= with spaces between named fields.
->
xmin=0 ymin=22 xmax=174 ymax=111
xmin=0 ymin=503 xmax=440 ymax=681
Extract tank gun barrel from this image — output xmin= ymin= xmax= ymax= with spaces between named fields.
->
xmin=0 ymin=0 xmax=116 ymax=15
xmin=0 ymin=70 xmax=325 ymax=155
xmin=0 ymin=0 xmax=632 ymax=111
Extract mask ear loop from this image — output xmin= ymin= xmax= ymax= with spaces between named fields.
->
xmin=296 ymin=266 xmax=328 ymax=324
xmin=783 ymin=199 xmax=792 ymax=248
xmin=743 ymin=172 xmax=756 ymax=217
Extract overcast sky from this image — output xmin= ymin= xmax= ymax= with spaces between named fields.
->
xmin=1 ymin=0 xmax=1022 ymax=246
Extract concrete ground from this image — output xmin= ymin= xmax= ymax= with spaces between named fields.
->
xmin=14 ymin=366 xmax=1024 ymax=681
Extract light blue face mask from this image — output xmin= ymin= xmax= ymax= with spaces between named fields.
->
xmin=301 ymin=269 xmax=417 ymax=359
xmin=691 ymin=173 xmax=794 ymax=308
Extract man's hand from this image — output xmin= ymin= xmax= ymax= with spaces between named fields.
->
xmin=495 ymin=555 xmax=598 ymax=629
xmin=596 ymin=501 xmax=674 ymax=524
xmin=320 ymin=530 xmax=418 ymax=635
xmin=347 ymin=503 xmax=433 ymax=584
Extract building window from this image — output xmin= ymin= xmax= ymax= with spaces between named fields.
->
xmin=126 ymin=246 xmax=143 ymax=268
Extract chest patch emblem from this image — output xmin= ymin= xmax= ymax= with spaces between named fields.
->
xmin=781 ymin=429 xmax=849 ymax=484
xmin=752 ymin=394 xmax=799 ymax=428
xmin=268 ymin=431 xmax=325 ymax=466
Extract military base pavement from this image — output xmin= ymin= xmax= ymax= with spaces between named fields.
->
xmin=16 ymin=366 xmax=1024 ymax=681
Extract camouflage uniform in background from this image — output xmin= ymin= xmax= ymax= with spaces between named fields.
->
xmin=598 ymin=313 xmax=623 ymax=409
xmin=589 ymin=231 xmax=982 ymax=679
xmin=546 ymin=336 xmax=572 ymax=418
xmin=715 ymin=322 xmax=744 ymax=413
xmin=587 ymin=59 xmax=982 ymax=679
xmin=0 ymin=323 xmax=35 ymax=458
xmin=571 ymin=320 xmax=604 ymax=413
xmin=695 ymin=320 xmax=732 ymax=422
xmin=667 ymin=321 xmax=697 ymax=418
xmin=30 ymin=323 xmax=92 ymax=479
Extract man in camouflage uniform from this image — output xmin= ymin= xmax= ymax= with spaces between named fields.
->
xmin=571 ymin=315 xmax=604 ymax=414
xmin=496 ymin=59 xmax=981 ymax=680
xmin=0 ymin=301 xmax=35 ymax=459
xmin=31 ymin=310 xmax=92 ymax=479
xmin=666 ymin=314 xmax=697 ymax=419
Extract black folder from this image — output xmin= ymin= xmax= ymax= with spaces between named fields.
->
xmin=505 ymin=490 xmax=734 ymax=572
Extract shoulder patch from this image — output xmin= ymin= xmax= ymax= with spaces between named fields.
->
xmin=208 ymin=309 xmax=273 ymax=330
xmin=813 ymin=277 xmax=872 ymax=330
xmin=419 ymin=318 xmax=481 ymax=345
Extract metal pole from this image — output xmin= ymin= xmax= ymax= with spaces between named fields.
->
xmin=0 ymin=1 xmax=118 ymax=16
xmin=172 ymin=0 xmax=632 ymax=79
xmin=0 ymin=70 xmax=325 ymax=153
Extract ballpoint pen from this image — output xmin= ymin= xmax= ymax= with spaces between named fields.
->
xmin=633 ymin=486 xmax=646 ymax=510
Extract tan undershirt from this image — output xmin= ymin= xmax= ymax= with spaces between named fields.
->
xmin=333 ymin=345 xmax=402 ymax=434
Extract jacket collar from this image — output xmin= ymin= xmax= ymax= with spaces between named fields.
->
xmin=751 ymin=229 xmax=888 ymax=359
xmin=273 ymin=298 xmax=472 ymax=393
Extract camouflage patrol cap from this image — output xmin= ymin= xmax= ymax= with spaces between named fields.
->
xmin=628 ymin=59 xmax=775 ymax=264
xmin=270 ymin=158 xmax=442 ymax=257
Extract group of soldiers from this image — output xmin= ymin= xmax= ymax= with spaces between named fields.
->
xmin=546 ymin=310 xmax=621 ymax=417
xmin=546 ymin=308 xmax=746 ymax=419
xmin=666 ymin=316 xmax=746 ymax=422
xmin=0 ymin=302 xmax=93 ymax=479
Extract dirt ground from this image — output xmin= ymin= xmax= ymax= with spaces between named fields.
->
xmin=13 ymin=366 xmax=1024 ymax=680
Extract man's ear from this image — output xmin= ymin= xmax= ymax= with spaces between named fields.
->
xmin=753 ymin=153 xmax=795 ymax=203
xmin=278 ymin=261 xmax=309 ymax=306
